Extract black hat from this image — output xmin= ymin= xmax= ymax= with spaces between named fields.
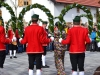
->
xmin=43 ymin=21 xmax=48 ymax=24
xmin=92 ymin=28 xmax=96 ymax=32
xmin=55 ymin=22 xmax=59 ymax=27
xmin=73 ymin=16 xmax=81 ymax=22
xmin=31 ymin=14 xmax=39 ymax=20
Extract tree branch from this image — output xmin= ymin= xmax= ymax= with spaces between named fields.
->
xmin=17 ymin=5 xmax=19 ymax=8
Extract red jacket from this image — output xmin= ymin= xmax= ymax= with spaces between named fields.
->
xmin=42 ymin=28 xmax=48 ymax=46
xmin=0 ymin=26 xmax=11 ymax=51
xmin=20 ymin=23 xmax=51 ymax=54
xmin=8 ymin=30 xmax=13 ymax=39
xmin=62 ymin=25 xmax=90 ymax=53
xmin=15 ymin=29 xmax=20 ymax=38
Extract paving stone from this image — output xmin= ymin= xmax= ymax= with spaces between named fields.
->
xmin=1 ymin=51 xmax=100 ymax=75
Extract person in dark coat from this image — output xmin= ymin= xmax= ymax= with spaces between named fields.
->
xmin=41 ymin=21 xmax=50 ymax=68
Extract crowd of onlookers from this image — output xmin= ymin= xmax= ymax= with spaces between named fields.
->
xmin=5 ymin=22 xmax=100 ymax=56
xmin=56 ymin=22 xmax=100 ymax=52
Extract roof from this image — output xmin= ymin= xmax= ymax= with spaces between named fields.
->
xmin=55 ymin=0 xmax=100 ymax=8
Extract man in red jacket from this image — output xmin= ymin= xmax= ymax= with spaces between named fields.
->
xmin=0 ymin=21 xmax=12 ymax=69
xmin=59 ymin=16 xmax=91 ymax=75
xmin=19 ymin=14 xmax=54 ymax=75
xmin=41 ymin=21 xmax=50 ymax=68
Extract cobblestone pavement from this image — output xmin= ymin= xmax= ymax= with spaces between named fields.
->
xmin=1 ymin=51 xmax=100 ymax=75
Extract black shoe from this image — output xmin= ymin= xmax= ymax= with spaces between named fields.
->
xmin=42 ymin=65 xmax=50 ymax=68
xmin=10 ymin=57 xmax=12 ymax=59
xmin=13 ymin=56 xmax=17 ymax=58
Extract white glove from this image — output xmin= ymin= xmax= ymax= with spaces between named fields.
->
xmin=48 ymin=34 xmax=51 ymax=37
xmin=98 ymin=42 xmax=100 ymax=47
xmin=19 ymin=38 xmax=22 ymax=42
xmin=59 ymin=38 xmax=62 ymax=43
xmin=50 ymin=37 xmax=54 ymax=41
xmin=22 ymin=35 xmax=23 ymax=37
xmin=12 ymin=36 xmax=17 ymax=41
xmin=12 ymin=39 xmax=13 ymax=42
xmin=5 ymin=35 xmax=8 ymax=38
xmin=90 ymin=38 xmax=92 ymax=42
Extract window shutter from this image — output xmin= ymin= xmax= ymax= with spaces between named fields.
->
xmin=18 ymin=0 xmax=24 ymax=7
xmin=28 ymin=0 xmax=32 ymax=5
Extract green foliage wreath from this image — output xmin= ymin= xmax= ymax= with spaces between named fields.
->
xmin=0 ymin=1 xmax=16 ymax=32
xmin=80 ymin=14 xmax=88 ymax=18
xmin=58 ymin=3 xmax=93 ymax=33
xmin=96 ymin=9 xmax=100 ymax=38
xmin=18 ymin=3 xmax=54 ymax=37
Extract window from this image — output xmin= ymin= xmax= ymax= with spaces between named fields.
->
xmin=28 ymin=0 xmax=32 ymax=5
xmin=18 ymin=0 xmax=31 ymax=7
xmin=24 ymin=0 xmax=32 ymax=6
xmin=24 ymin=0 xmax=28 ymax=6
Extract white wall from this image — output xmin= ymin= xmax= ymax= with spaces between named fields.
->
xmin=1 ymin=0 xmax=23 ymax=22
xmin=54 ymin=3 xmax=96 ymax=24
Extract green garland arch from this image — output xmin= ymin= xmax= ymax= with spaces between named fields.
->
xmin=18 ymin=3 xmax=54 ymax=37
xmin=91 ymin=8 xmax=100 ymax=38
xmin=28 ymin=20 xmax=31 ymax=26
xmin=97 ymin=17 xmax=100 ymax=38
xmin=96 ymin=8 xmax=100 ymax=38
xmin=97 ymin=23 xmax=100 ymax=38
xmin=0 ymin=16 xmax=4 ymax=26
xmin=80 ymin=14 xmax=100 ymax=39
xmin=58 ymin=3 xmax=93 ymax=33
xmin=80 ymin=14 xmax=88 ymax=18
xmin=0 ymin=1 xmax=16 ymax=31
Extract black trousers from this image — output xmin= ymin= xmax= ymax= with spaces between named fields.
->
xmin=42 ymin=46 xmax=47 ymax=55
xmin=0 ymin=50 xmax=6 ymax=68
xmin=70 ymin=53 xmax=85 ymax=71
xmin=23 ymin=44 xmax=26 ymax=52
xmin=28 ymin=53 xmax=42 ymax=70
xmin=90 ymin=41 xmax=98 ymax=51
xmin=8 ymin=44 xmax=17 ymax=50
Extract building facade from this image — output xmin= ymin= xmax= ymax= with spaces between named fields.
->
xmin=1 ymin=0 xmax=100 ymax=26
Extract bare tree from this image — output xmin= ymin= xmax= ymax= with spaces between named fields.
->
xmin=10 ymin=0 xmax=18 ymax=17
xmin=9 ymin=0 xmax=20 ymax=27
